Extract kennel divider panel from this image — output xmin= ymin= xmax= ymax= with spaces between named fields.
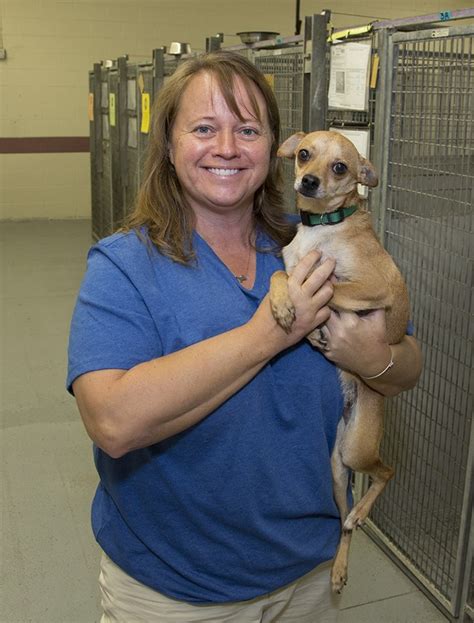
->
xmin=365 ymin=24 xmax=474 ymax=619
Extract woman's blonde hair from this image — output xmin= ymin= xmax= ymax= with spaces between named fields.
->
xmin=122 ymin=50 xmax=295 ymax=263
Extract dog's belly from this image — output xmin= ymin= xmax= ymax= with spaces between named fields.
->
xmin=283 ymin=225 xmax=353 ymax=279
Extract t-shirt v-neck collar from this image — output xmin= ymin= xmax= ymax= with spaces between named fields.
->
xmin=193 ymin=230 xmax=262 ymax=294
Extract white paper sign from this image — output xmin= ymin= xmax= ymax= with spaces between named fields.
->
xmin=330 ymin=127 xmax=371 ymax=196
xmin=328 ymin=42 xmax=372 ymax=111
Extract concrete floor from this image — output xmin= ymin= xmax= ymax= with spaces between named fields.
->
xmin=0 ymin=220 xmax=449 ymax=623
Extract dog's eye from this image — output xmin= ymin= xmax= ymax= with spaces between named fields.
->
xmin=298 ymin=149 xmax=310 ymax=162
xmin=332 ymin=162 xmax=347 ymax=174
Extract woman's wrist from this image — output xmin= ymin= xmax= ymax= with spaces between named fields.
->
xmin=359 ymin=337 xmax=422 ymax=397
xmin=245 ymin=301 xmax=288 ymax=361
xmin=359 ymin=345 xmax=393 ymax=380
xmin=360 ymin=347 xmax=394 ymax=380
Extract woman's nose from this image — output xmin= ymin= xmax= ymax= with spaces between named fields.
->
xmin=213 ymin=129 xmax=240 ymax=158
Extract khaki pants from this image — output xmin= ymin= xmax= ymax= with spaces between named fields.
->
xmin=99 ymin=553 xmax=340 ymax=622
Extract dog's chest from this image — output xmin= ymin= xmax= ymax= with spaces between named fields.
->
xmin=283 ymin=224 xmax=355 ymax=277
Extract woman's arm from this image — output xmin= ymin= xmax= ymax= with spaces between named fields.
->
xmin=319 ymin=308 xmax=422 ymax=397
xmin=73 ymin=252 xmax=335 ymax=458
xmin=364 ymin=335 xmax=422 ymax=396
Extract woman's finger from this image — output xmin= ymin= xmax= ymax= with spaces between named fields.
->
xmin=301 ymin=258 xmax=336 ymax=294
xmin=289 ymin=250 xmax=322 ymax=285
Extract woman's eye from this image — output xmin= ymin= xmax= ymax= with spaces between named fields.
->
xmin=298 ymin=149 xmax=310 ymax=162
xmin=333 ymin=162 xmax=347 ymax=174
xmin=240 ymin=127 xmax=259 ymax=138
xmin=194 ymin=126 xmax=212 ymax=135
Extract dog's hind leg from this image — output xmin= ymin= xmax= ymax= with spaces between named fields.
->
xmin=344 ymin=459 xmax=394 ymax=530
xmin=340 ymin=381 xmax=394 ymax=531
xmin=330 ymin=419 xmax=353 ymax=593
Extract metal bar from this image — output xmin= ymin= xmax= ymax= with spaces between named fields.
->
xmin=302 ymin=16 xmax=312 ymax=132
xmin=118 ymin=56 xmax=128 ymax=206
xmin=219 ymin=34 xmax=303 ymax=52
xmin=372 ymin=8 xmax=474 ymax=30
xmin=329 ymin=12 xmax=474 ymax=46
xmin=93 ymin=63 xmax=103 ymax=174
xmin=391 ymin=23 xmax=474 ymax=43
xmin=377 ymin=30 xmax=394 ymax=240
xmin=308 ymin=11 xmax=331 ymax=130
xmin=152 ymin=47 xmax=165 ymax=98
xmin=206 ymin=35 xmax=222 ymax=52
xmin=452 ymin=397 xmax=474 ymax=618
xmin=370 ymin=28 xmax=389 ymax=233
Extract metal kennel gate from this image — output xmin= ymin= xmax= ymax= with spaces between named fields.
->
xmin=364 ymin=23 xmax=473 ymax=621
xmin=89 ymin=50 xmax=191 ymax=240
xmin=89 ymin=62 xmax=114 ymax=241
xmin=253 ymin=47 xmax=304 ymax=211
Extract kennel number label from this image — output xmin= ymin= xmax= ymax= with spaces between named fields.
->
xmin=88 ymin=93 xmax=94 ymax=122
xmin=109 ymin=93 xmax=116 ymax=127
xmin=141 ymin=93 xmax=150 ymax=134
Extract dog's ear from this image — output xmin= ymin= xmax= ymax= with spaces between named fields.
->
xmin=358 ymin=156 xmax=378 ymax=187
xmin=277 ymin=132 xmax=306 ymax=159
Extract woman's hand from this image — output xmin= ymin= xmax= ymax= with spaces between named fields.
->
xmin=286 ymin=251 xmax=336 ymax=343
xmin=319 ymin=308 xmax=390 ymax=377
xmin=319 ymin=308 xmax=422 ymax=396
xmin=253 ymin=251 xmax=336 ymax=350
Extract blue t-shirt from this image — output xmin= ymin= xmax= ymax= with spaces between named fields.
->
xmin=67 ymin=227 xmax=344 ymax=604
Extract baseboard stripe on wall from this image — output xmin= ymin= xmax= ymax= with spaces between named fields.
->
xmin=0 ymin=137 xmax=90 ymax=154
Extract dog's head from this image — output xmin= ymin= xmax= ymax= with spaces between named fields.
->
xmin=278 ymin=131 xmax=378 ymax=205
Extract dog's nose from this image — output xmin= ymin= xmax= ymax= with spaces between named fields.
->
xmin=301 ymin=175 xmax=320 ymax=192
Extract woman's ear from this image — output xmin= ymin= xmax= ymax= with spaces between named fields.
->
xmin=168 ymin=144 xmax=175 ymax=165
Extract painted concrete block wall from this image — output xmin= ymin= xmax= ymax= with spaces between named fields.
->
xmin=0 ymin=0 xmax=471 ymax=220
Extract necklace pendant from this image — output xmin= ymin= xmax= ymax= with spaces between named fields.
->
xmin=236 ymin=274 xmax=248 ymax=283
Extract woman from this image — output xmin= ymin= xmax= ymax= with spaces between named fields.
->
xmin=68 ymin=51 xmax=421 ymax=622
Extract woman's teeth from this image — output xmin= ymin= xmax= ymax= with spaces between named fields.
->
xmin=208 ymin=168 xmax=240 ymax=176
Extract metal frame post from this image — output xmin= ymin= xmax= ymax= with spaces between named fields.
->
xmin=370 ymin=28 xmax=394 ymax=239
xmin=365 ymin=23 xmax=474 ymax=619
xmin=303 ymin=11 xmax=331 ymax=131
xmin=117 ymin=55 xmax=128 ymax=221
xmin=92 ymin=63 xmax=103 ymax=174
xmin=152 ymin=47 xmax=165 ymax=98
xmin=452 ymin=421 xmax=474 ymax=619
xmin=206 ymin=35 xmax=222 ymax=52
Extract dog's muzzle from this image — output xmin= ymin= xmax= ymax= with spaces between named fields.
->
xmin=299 ymin=174 xmax=320 ymax=197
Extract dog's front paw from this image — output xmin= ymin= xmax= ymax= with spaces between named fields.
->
xmin=270 ymin=271 xmax=295 ymax=333
xmin=270 ymin=296 xmax=296 ymax=333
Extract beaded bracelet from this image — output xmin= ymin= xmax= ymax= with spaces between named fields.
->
xmin=361 ymin=350 xmax=394 ymax=380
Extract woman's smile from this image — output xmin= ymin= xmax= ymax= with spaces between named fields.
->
xmin=206 ymin=167 xmax=242 ymax=177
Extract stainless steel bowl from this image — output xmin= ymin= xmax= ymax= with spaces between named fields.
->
xmin=236 ymin=31 xmax=280 ymax=44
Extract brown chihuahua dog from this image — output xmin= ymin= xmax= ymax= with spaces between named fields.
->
xmin=270 ymin=130 xmax=410 ymax=592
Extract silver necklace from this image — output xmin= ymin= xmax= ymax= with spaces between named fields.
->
xmin=235 ymin=245 xmax=251 ymax=283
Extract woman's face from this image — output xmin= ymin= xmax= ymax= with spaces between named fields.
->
xmin=169 ymin=71 xmax=272 ymax=220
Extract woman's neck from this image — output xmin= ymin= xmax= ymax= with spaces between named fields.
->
xmin=195 ymin=208 xmax=257 ymax=288
xmin=195 ymin=209 xmax=255 ymax=249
